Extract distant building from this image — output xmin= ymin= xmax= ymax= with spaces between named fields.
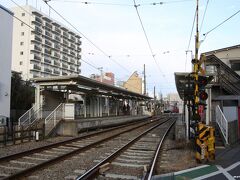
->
xmin=90 ymin=72 xmax=115 ymax=85
xmin=204 ymin=44 xmax=240 ymax=75
xmin=11 ymin=5 xmax=82 ymax=80
xmin=0 ymin=5 xmax=13 ymax=118
xmin=164 ymin=93 xmax=183 ymax=113
xmin=123 ymin=71 xmax=142 ymax=94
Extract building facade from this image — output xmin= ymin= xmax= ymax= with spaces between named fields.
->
xmin=123 ymin=71 xmax=142 ymax=94
xmin=90 ymin=72 xmax=115 ymax=85
xmin=11 ymin=5 xmax=81 ymax=80
xmin=0 ymin=5 xmax=13 ymax=118
xmin=204 ymin=44 xmax=240 ymax=75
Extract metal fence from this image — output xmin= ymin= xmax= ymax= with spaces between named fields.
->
xmin=215 ymin=105 xmax=228 ymax=144
xmin=0 ymin=124 xmax=45 ymax=146
xmin=45 ymin=103 xmax=65 ymax=136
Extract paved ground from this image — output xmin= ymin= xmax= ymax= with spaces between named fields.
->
xmin=154 ymin=142 xmax=240 ymax=180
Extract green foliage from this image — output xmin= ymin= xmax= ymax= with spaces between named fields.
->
xmin=11 ymin=72 xmax=34 ymax=110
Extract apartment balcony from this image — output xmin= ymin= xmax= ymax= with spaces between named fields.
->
xmin=77 ymin=61 xmax=81 ymax=66
xmin=34 ymin=45 xmax=42 ymax=52
xmin=63 ymin=32 xmax=69 ymax=38
xmin=44 ymin=58 xmax=52 ymax=64
xmin=70 ymin=36 xmax=76 ymax=42
xmin=70 ymin=43 xmax=76 ymax=49
xmin=44 ymin=68 xmax=52 ymax=73
xmin=54 ymin=44 xmax=60 ymax=50
xmin=53 ymin=69 xmax=60 ymax=75
xmin=62 ymin=48 xmax=69 ymax=54
xmin=33 ymin=36 xmax=42 ymax=43
xmin=45 ymin=22 xmax=52 ymax=30
xmin=70 ymin=59 xmax=75 ymax=64
xmin=34 ymin=17 xmax=42 ymax=25
xmin=32 ymin=54 xmax=41 ymax=62
xmin=33 ymin=64 xmax=41 ymax=71
xmin=34 ymin=26 xmax=42 ymax=34
xmin=45 ymin=40 xmax=52 ymax=47
xmin=54 ymin=35 xmax=61 ymax=42
xmin=63 ymin=40 xmax=69 ymax=46
xmin=62 ymin=63 xmax=68 ymax=69
xmin=45 ymin=31 xmax=52 ymax=39
xmin=77 ymin=54 xmax=81 ymax=59
xmin=70 ymin=51 xmax=76 ymax=56
xmin=44 ymin=49 xmax=52 ymax=55
xmin=54 ymin=53 xmax=60 ymax=58
xmin=62 ymin=55 xmax=68 ymax=62
xmin=54 ymin=27 xmax=61 ymax=34
xmin=54 ymin=61 xmax=60 ymax=67
xmin=62 ymin=71 xmax=68 ymax=75
xmin=70 ymin=66 xmax=75 ymax=71
xmin=77 ymin=47 xmax=82 ymax=52
xmin=76 ymin=39 xmax=81 ymax=45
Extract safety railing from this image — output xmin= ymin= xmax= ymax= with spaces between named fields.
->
xmin=215 ymin=105 xmax=228 ymax=145
xmin=44 ymin=103 xmax=65 ymax=136
xmin=18 ymin=105 xmax=42 ymax=127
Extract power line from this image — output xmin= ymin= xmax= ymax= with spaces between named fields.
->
xmin=43 ymin=0 xmax=131 ymax=74
xmin=133 ymin=0 xmax=165 ymax=77
xmin=203 ymin=8 xmax=240 ymax=37
xmin=185 ymin=7 xmax=196 ymax=71
xmin=199 ymin=0 xmax=209 ymax=33
xmin=51 ymin=0 xmax=194 ymax=6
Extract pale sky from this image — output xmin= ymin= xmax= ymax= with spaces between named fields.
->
xmin=2 ymin=0 xmax=240 ymax=97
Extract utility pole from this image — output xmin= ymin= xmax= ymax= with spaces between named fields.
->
xmin=154 ymin=86 xmax=156 ymax=115
xmin=143 ymin=64 xmax=146 ymax=95
xmin=97 ymin=67 xmax=103 ymax=82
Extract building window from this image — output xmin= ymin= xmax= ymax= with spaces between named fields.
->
xmin=231 ymin=63 xmax=240 ymax=71
xmin=20 ymin=51 xmax=23 ymax=55
xmin=21 ymin=22 xmax=24 ymax=26
xmin=21 ymin=32 xmax=24 ymax=36
xmin=22 ymin=13 xmax=25 ymax=16
xmin=20 ymin=42 xmax=24 ymax=45
xmin=19 ymin=61 xmax=23 ymax=65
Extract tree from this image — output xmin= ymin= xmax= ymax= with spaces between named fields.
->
xmin=11 ymin=72 xmax=34 ymax=110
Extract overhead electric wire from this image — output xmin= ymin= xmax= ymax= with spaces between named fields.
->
xmin=51 ymin=0 xmax=193 ymax=6
xmin=199 ymin=0 xmax=209 ymax=33
xmin=184 ymin=7 xmax=196 ymax=71
xmin=133 ymin=0 xmax=165 ymax=77
xmin=203 ymin=8 xmax=240 ymax=37
xmin=42 ymin=0 xmax=131 ymax=74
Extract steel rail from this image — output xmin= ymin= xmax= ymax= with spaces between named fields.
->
xmin=3 ymin=117 xmax=161 ymax=179
xmin=144 ymin=118 xmax=176 ymax=180
xmin=0 ymin=116 xmax=154 ymax=162
xmin=76 ymin=117 xmax=172 ymax=180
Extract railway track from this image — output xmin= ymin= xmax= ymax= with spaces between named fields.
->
xmin=77 ymin=117 xmax=176 ymax=180
xmin=0 ymin=116 xmax=163 ymax=179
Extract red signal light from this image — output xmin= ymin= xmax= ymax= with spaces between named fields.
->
xmin=199 ymin=90 xmax=208 ymax=100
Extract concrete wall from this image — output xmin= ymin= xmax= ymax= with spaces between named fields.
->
xmin=0 ymin=6 xmax=13 ymax=118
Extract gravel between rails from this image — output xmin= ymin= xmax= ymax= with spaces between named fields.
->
xmin=23 ymin=121 xmax=161 ymax=179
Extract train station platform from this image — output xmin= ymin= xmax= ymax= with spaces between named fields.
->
xmin=154 ymin=143 xmax=240 ymax=180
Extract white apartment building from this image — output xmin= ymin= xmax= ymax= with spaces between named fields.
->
xmin=0 ymin=5 xmax=13 ymax=118
xmin=11 ymin=5 xmax=81 ymax=80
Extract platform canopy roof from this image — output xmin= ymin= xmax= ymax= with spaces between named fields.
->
xmin=32 ymin=75 xmax=151 ymax=100
xmin=174 ymin=72 xmax=190 ymax=100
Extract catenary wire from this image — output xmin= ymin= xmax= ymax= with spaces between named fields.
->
xmin=203 ymin=8 xmax=240 ymax=37
xmin=42 ymin=0 xmax=131 ymax=74
xmin=133 ymin=0 xmax=165 ymax=77
xmin=184 ymin=7 xmax=196 ymax=71
xmin=199 ymin=0 xmax=209 ymax=33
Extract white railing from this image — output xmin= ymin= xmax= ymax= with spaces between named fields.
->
xmin=45 ymin=103 xmax=65 ymax=136
xmin=18 ymin=104 xmax=42 ymax=127
xmin=216 ymin=105 xmax=228 ymax=144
